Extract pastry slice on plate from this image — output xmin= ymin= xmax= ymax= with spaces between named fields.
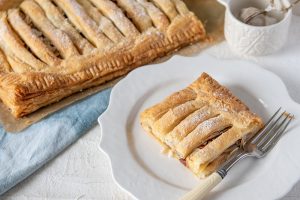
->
xmin=140 ymin=73 xmax=264 ymax=178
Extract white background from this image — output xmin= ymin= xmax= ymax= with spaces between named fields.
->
xmin=2 ymin=15 xmax=300 ymax=200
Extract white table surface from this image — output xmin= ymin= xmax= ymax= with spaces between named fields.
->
xmin=2 ymin=15 xmax=300 ymax=200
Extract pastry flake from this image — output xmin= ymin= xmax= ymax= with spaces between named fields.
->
xmin=0 ymin=0 xmax=206 ymax=117
xmin=140 ymin=73 xmax=264 ymax=178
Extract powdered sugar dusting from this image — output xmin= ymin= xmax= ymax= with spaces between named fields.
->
xmin=164 ymin=105 xmax=214 ymax=147
xmin=116 ymin=0 xmax=152 ymax=31
xmin=179 ymin=115 xmax=229 ymax=151
xmin=0 ymin=18 xmax=9 ymax=41
xmin=55 ymin=0 xmax=113 ymax=47
xmin=68 ymin=0 xmax=95 ymax=28
xmin=196 ymin=116 xmax=220 ymax=134
xmin=136 ymin=0 xmax=170 ymax=29
xmin=53 ymin=30 xmax=70 ymax=47
xmin=90 ymin=0 xmax=139 ymax=37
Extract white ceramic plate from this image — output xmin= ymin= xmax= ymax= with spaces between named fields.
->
xmin=98 ymin=54 xmax=300 ymax=200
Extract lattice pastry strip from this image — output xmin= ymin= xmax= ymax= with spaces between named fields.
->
xmin=35 ymin=0 xmax=94 ymax=54
xmin=0 ymin=0 xmax=206 ymax=118
xmin=116 ymin=0 xmax=153 ymax=32
xmin=89 ymin=0 xmax=140 ymax=37
xmin=151 ymin=0 xmax=178 ymax=20
xmin=7 ymin=8 xmax=61 ymax=66
xmin=172 ymin=0 xmax=190 ymax=15
xmin=0 ymin=12 xmax=47 ymax=71
xmin=141 ymin=88 xmax=197 ymax=128
xmin=136 ymin=0 xmax=170 ymax=30
xmin=152 ymin=100 xmax=205 ymax=141
xmin=164 ymin=106 xmax=216 ymax=148
xmin=20 ymin=0 xmax=79 ymax=59
xmin=140 ymin=73 xmax=264 ymax=177
xmin=0 ymin=48 xmax=11 ymax=72
xmin=176 ymin=115 xmax=231 ymax=158
xmin=77 ymin=0 xmax=124 ymax=43
xmin=53 ymin=0 xmax=113 ymax=48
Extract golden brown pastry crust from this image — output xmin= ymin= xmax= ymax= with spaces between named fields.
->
xmin=140 ymin=73 xmax=264 ymax=177
xmin=0 ymin=0 xmax=206 ymax=117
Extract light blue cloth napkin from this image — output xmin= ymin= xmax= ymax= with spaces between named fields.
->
xmin=0 ymin=88 xmax=111 ymax=195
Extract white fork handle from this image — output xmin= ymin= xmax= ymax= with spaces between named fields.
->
xmin=180 ymin=172 xmax=222 ymax=200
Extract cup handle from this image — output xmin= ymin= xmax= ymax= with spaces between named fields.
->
xmin=217 ymin=0 xmax=230 ymax=7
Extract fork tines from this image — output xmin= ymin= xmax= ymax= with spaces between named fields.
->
xmin=250 ymin=108 xmax=294 ymax=155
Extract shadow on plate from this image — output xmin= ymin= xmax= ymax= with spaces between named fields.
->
xmin=228 ymin=84 xmax=269 ymax=121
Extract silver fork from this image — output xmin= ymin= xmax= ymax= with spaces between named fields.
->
xmin=181 ymin=108 xmax=294 ymax=200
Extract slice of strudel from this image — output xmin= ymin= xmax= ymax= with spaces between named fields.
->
xmin=0 ymin=0 xmax=205 ymax=118
xmin=140 ymin=73 xmax=264 ymax=178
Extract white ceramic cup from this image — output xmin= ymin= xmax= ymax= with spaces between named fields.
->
xmin=218 ymin=0 xmax=292 ymax=56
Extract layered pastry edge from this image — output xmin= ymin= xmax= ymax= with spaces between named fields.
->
xmin=0 ymin=0 xmax=206 ymax=117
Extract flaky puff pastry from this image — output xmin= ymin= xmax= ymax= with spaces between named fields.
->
xmin=0 ymin=0 xmax=206 ymax=117
xmin=140 ymin=73 xmax=264 ymax=178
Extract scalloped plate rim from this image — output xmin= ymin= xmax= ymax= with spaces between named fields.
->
xmin=98 ymin=53 xmax=300 ymax=200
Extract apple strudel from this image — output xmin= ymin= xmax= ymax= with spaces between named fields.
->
xmin=0 ymin=0 xmax=205 ymax=117
xmin=140 ymin=73 xmax=264 ymax=177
